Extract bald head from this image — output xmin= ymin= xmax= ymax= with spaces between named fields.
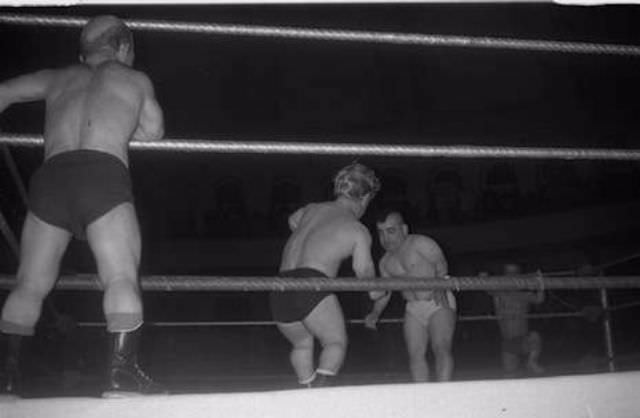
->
xmin=80 ymin=15 xmax=133 ymax=61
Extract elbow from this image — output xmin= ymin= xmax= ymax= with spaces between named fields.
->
xmin=147 ymin=124 xmax=164 ymax=141
xmin=134 ymin=126 xmax=163 ymax=142
xmin=155 ymin=123 xmax=165 ymax=140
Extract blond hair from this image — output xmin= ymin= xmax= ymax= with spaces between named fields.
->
xmin=333 ymin=163 xmax=380 ymax=200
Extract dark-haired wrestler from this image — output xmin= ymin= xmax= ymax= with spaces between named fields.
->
xmin=491 ymin=263 xmax=545 ymax=377
xmin=365 ymin=211 xmax=456 ymax=382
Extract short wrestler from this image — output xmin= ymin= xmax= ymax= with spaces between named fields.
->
xmin=490 ymin=263 xmax=544 ymax=377
xmin=270 ymin=163 xmax=380 ymax=387
xmin=0 ymin=15 xmax=165 ymax=397
xmin=365 ymin=211 xmax=456 ymax=382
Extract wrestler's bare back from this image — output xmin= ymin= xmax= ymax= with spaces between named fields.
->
xmin=42 ymin=62 xmax=157 ymax=166
xmin=280 ymin=202 xmax=369 ymax=277
xmin=380 ymin=235 xmax=445 ymax=302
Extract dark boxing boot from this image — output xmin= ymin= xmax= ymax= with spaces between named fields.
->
xmin=102 ymin=328 xmax=167 ymax=398
xmin=0 ymin=333 xmax=22 ymax=398
xmin=312 ymin=370 xmax=337 ymax=388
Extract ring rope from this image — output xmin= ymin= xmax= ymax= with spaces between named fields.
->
xmin=72 ymin=311 xmax=586 ymax=329
xmin=608 ymin=300 xmax=640 ymax=312
xmin=0 ymin=13 xmax=639 ymax=57
xmin=2 ymin=134 xmax=640 ymax=161
xmin=1 ymin=274 xmax=638 ymax=292
xmin=547 ymin=251 xmax=640 ymax=278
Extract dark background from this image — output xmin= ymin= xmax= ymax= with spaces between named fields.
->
xmin=0 ymin=3 xmax=639 ymax=395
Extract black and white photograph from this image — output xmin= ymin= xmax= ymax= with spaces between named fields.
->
xmin=0 ymin=1 xmax=639 ymax=417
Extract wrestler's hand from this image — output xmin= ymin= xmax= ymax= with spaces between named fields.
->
xmin=433 ymin=290 xmax=450 ymax=309
xmin=369 ymin=290 xmax=386 ymax=300
xmin=364 ymin=312 xmax=379 ymax=330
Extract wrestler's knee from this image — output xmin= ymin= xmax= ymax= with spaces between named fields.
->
xmin=12 ymin=276 xmax=54 ymax=301
xmin=325 ymin=334 xmax=347 ymax=351
xmin=4 ymin=281 xmax=50 ymax=314
xmin=318 ymin=320 xmax=348 ymax=349
xmin=526 ymin=331 xmax=542 ymax=352
xmin=406 ymin=340 xmax=427 ymax=359
xmin=0 ymin=284 xmax=48 ymax=334
xmin=292 ymin=335 xmax=314 ymax=350
xmin=317 ymin=331 xmax=347 ymax=359
xmin=432 ymin=338 xmax=453 ymax=358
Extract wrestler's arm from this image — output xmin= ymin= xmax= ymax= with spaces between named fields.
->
xmin=416 ymin=237 xmax=448 ymax=277
xmin=352 ymin=226 xmax=389 ymax=298
xmin=0 ymin=70 xmax=56 ymax=113
xmin=415 ymin=236 xmax=450 ymax=307
xmin=530 ymin=289 xmax=545 ymax=304
xmin=132 ymin=74 xmax=164 ymax=142
xmin=352 ymin=226 xmax=376 ymax=279
xmin=364 ymin=260 xmax=392 ymax=330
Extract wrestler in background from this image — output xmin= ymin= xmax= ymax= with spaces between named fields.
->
xmin=490 ymin=263 xmax=545 ymax=377
xmin=0 ymin=15 xmax=165 ymax=397
xmin=270 ymin=163 xmax=380 ymax=387
xmin=365 ymin=211 xmax=456 ymax=382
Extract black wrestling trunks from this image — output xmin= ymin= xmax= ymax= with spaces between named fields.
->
xmin=28 ymin=150 xmax=133 ymax=240
xmin=269 ymin=268 xmax=333 ymax=323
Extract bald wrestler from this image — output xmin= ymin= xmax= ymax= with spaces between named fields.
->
xmin=0 ymin=15 xmax=165 ymax=397
xmin=491 ymin=263 xmax=544 ymax=377
xmin=269 ymin=163 xmax=380 ymax=387
xmin=365 ymin=211 xmax=456 ymax=382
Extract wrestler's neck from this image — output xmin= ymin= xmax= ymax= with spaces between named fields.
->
xmin=335 ymin=196 xmax=365 ymax=218
xmin=82 ymin=49 xmax=132 ymax=69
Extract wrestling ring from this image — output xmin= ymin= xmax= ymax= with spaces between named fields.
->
xmin=1 ymin=10 xmax=640 ymax=418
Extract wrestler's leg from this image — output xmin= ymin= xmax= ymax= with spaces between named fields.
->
xmin=404 ymin=310 xmax=429 ymax=382
xmin=88 ymin=203 xmax=164 ymax=396
xmin=500 ymin=337 xmax=521 ymax=377
xmin=1 ymin=212 xmax=71 ymax=335
xmin=86 ymin=202 xmax=142 ymax=331
xmin=304 ymin=295 xmax=347 ymax=377
xmin=428 ymin=306 xmax=456 ymax=382
xmin=276 ymin=321 xmax=315 ymax=384
xmin=525 ymin=331 xmax=544 ymax=374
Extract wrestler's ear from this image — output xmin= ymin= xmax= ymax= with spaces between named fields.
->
xmin=117 ymin=43 xmax=134 ymax=65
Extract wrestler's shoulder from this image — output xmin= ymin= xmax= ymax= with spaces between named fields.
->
xmin=46 ymin=64 xmax=90 ymax=81
xmin=408 ymin=234 xmax=440 ymax=248
xmin=337 ymin=219 xmax=372 ymax=242
xmin=100 ymin=62 xmax=153 ymax=85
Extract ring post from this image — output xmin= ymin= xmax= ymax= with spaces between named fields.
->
xmin=599 ymin=284 xmax=616 ymax=372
